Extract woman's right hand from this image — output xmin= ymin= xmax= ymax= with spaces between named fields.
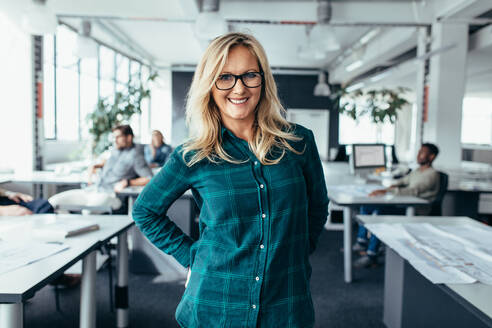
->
xmin=185 ymin=268 xmax=191 ymax=288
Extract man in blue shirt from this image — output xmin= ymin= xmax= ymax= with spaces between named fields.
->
xmin=49 ymin=125 xmax=153 ymax=213
xmin=144 ymin=130 xmax=173 ymax=168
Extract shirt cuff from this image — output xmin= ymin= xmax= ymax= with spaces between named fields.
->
xmin=171 ymin=238 xmax=194 ymax=268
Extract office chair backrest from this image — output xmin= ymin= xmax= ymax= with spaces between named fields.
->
xmin=429 ymin=171 xmax=449 ymax=216
xmin=333 ymin=145 xmax=349 ymax=162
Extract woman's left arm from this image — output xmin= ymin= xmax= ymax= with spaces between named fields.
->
xmin=302 ymin=130 xmax=329 ymax=254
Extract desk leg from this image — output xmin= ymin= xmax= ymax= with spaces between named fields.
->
xmin=406 ymin=206 xmax=415 ymax=216
xmin=116 ymin=231 xmax=129 ymax=327
xmin=127 ymin=197 xmax=134 ymax=217
xmin=343 ymin=207 xmax=353 ymax=283
xmin=80 ymin=250 xmax=97 ymax=328
xmin=0 ymin=303 xmax=23 ymax=328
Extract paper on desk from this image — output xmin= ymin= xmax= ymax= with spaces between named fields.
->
xmin=431 ymin=224 xmax=492 ymax=255
xmin=366 ymin=222 xmax=492 ymax=284
xmin=327 ymin=184 xmax=382 ymax=197
xmin=0 ymin=240 xmax=69 ymax=275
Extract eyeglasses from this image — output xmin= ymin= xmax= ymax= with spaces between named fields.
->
xmin=215 ymin=72 xmax=263 ymax=90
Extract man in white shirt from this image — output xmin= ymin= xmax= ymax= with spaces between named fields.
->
xmin=354 ymin=143 xmax=440 ymax=268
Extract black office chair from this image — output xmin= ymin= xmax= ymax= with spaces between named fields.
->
xmin=390 ymin=145 xmax=399 ymax=164
xmin=429 ymin=171 xmax=449 ymax=216
xmin=333 ymin=145 xmax=349 ymax=162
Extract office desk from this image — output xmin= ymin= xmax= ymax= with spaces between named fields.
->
xmin=5 ymin=171 xmax=88 ymax=185
xmin=327 ymin=189 xmax=428 ymax=283
xmin=117 ymin=188 xmax=197 ymax=275
xmin=357 ymin=215 xmax=492 ymax=328
xmin=2 ymin=171 xmax=88 ymax=199
xmin=0 ymin=214 xmax=133 ymax=328
xmin=444 ymin=180 xmax=492 ymax=218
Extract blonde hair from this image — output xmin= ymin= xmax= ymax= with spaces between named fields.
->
xmin=183 ymin=32 xmax=302 ymax=166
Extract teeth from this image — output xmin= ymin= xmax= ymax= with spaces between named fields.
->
xmin=229 ymin=98 xmax=247 ymax=104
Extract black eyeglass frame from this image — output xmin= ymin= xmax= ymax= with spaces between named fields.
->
xmin=214 ymin=71 xmax=264 ymax=91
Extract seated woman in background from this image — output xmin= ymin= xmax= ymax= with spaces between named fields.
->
xmin=144 ymin=130 xmax=173 ymax=168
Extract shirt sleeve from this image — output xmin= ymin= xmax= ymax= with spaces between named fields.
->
xmin=132 ymin=148 xmax=195 ymax=267
xmin=133 ymin=145 xmax=153 ymax=178
xmin=302 ymin=129 xmax=329 ymax=254
xmin=395 ymin=170 xmax=439 ymax=197
xmin=144 ymin=145 xmax=152 ymax=164
xmin=393 ymin=172 xmax=410 ymax=187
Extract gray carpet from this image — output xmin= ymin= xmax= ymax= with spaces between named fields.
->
xmin=23 ymin=229 xmax=385 ymax=327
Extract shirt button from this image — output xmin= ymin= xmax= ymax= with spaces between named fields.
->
xmin=255 ymin=276 xmax=260 ymax=281
xmin=252 ymin=304 xmax=256 ymax=309
xmin=261 ymin=214 xmax=266 ymax=219
xmin=260 ymin=184 xmax=264 ymax=189
xmin=254 ymin=161 xmax=258 ymax=165
xmin=260 ymin=244 xmax=264 ymax=249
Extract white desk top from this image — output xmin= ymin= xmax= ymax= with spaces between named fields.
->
xmin=2 ymin=171 xmax=88 ymax=185
xmin=117 ymin=186 xmax=193 ymax=197
xmin=324 ymin=161 xmax=492 ymax=193
xmin=328 ymin=189 xmax=428 ymax=207
xmin=0 ymin=214 xmax=133 ymax=303
xmin=357 ymin=215 xmax=492 ymax=319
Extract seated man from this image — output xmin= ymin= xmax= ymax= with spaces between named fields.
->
xmin=353 ymin=143 xmax=440 ymax=268
xmin=49 ymin=125 xmax=153 ymax=213
xmin=0 ymin=188 xmax=54 ymax=215
xmin=91 ymin=124 xmax=153 ymax=192
xmin=144 ymin=130 xmax=173 ymax=168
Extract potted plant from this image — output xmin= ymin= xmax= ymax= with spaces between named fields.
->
xmin=87 ymin=72 xmax=157 ymax=155
xmin=338 ymin=87 xmax=409 ymax=124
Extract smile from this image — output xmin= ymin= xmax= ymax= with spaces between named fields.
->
xmin=228 ymin=98 xmax=248 ymax=105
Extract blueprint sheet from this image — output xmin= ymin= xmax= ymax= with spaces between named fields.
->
xmin=365 ymin=222 xmax=492 ymax=284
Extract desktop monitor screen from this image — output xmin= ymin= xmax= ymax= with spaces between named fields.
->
xmin=352 ymin=144 xmax=386 ymax=169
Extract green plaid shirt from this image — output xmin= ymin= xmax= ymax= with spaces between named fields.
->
xmin=133 ymin=124 xmax=328 ymax=328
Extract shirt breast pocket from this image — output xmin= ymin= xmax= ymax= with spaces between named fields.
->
xmin=266 ymin=155 xmax=307 ymax=207
xmin=112 ymin=160 xmax=134 ymax=177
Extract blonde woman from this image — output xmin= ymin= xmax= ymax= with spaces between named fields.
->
xmin=133 ymin=32 xmax=328 ymax=328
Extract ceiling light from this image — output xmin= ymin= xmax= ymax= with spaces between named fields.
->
xmin=309 ymin=0 xmax=340 ymax=52
xmin=359 ymin=28 xmax=381 ymax=45
xmin=195 ymin=0 xmax=228 ymax=42
xmin=309 ymin=25 xmax=340 ymax=52
xmin=298 ymin=26 xmax=327 ymax=61
xmin=314 ymin=72 xmax=331 ymax=97
xmin=370 ymin=71 xmax=391 ymax=82
xmin=21 ymin=0 xmax=57 ymax=35
xmin=346 ymin=60 xmax=363 ymax=72
xmin=298 ymin=43 xmax=327 ymax=61
xmin=74 ymin=21 xmax=98 ymax=58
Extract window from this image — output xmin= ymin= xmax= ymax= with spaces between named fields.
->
xmin=43 ymin=24 xmax=151 ymax=142
xmin=43 ymin=34 xmax=56 ymax=139
xmin=339 ymin=114 xmax=395 ymax=145
xmin=80 ymin=57 xmax=98 ymax=140
xmin=55 ymin=25 xmax=79 ymax=141
xmin=99 ymin=46 xmax=115 ymax=102
xmin=461 ymin=97 xmax=492 ymax=145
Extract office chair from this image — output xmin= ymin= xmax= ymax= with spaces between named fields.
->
xmin=390 ymin=145 xmax=399 ymax=164
xmin=429 ymin=171 xmax=449 ymax=216
xmin=48 ymin=189 xmax=121 ymax=214
xmin=333 ymin=145 xmax=349 ymax=162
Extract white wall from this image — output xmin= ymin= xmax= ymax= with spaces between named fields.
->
xmin=0 ymin=12 xmax=34 ymax=174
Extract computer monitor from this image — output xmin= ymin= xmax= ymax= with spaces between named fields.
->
xmin=350 ymin=144 xmax=386 ymax=174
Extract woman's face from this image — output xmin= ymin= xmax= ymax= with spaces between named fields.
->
xmin=151 ymin=132 xmax=163 ymax=147
xmin=211 ymin=45 xmax=262 ymax=129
